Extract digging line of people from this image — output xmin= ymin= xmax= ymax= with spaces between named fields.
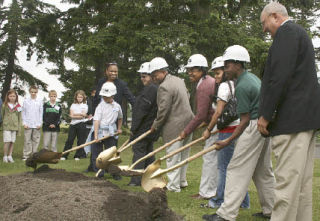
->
xmin=1 ymin=2 xmax=319 ymax=221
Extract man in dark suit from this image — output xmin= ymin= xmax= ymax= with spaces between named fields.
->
xmin=258 ymin=2 xmax=320 ymax=220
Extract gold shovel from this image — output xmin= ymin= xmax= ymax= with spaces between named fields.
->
xmin=25 ymin=134 xmax=117 ymax=169
xmin=141 ymin=143 xmax=218 ymax=192
xmin=95 ymin=130 xmax=152 ymax=176
xmin=119 ymin=130 xmax=218 ymax=177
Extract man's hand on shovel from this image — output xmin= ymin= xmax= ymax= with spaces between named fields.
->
xmin=214 ymin=139 xmax=230 ymax=150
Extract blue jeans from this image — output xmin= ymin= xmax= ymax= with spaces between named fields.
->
xmin=209 ymin=132 xmax=250 ymax=208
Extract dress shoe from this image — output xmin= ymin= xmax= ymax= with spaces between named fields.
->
xmin=252 ymin=212 xmax=271 ymax=219
xmin=191 ymin=193 xmax=211 ymax=200
xmin=202 ymin=213 xmax=228 ymax=221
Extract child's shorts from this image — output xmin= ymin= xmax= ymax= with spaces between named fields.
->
xmin=3 ymin=130 xmax=17 ymax=143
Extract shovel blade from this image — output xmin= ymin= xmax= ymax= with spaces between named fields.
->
xmin=141 ymin=161 xmax=167 ymax=192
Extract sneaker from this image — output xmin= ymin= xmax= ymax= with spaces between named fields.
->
xmin=7 ymin=156 xmax=14 ymax=163
xmin=74 ymin=158 xmax=80 ymax=161
xmin=3 ymin=156 xmax=8 ymax=163
xmin=60 ymin=157 xmax=66 ymax=161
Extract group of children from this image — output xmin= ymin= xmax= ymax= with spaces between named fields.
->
xmin=1 ymin=83 xmax=122 ymax=170
xmin=1 ymin=86 xmax=61 ymax=163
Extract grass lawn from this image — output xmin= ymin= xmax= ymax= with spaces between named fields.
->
xmin=0 ymin=129 xmax=319 ymax=221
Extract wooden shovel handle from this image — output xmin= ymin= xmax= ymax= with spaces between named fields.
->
xmin=159 ymin=130 xmax=218 ymax=161
xmin=129 ymin=136 xmax=181 ymax=170
xmin=151 ymin=144 xmax=218 ymax=178
xmin=118 ymin=129 xmax=152 ymax=153
xmin=62 ymin=133 xmax=118 ymax=155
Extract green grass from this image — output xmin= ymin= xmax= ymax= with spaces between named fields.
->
xmin=0 ymin=130 xmax=319 ymax=220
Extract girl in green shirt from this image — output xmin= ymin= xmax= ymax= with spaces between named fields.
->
xmin=1 ymin=89 xmax=22 ymax=163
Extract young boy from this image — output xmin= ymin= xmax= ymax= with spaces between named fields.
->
xmin=42 ymin=90 xmax=62 ymax=152
xmin=92 ymin=82 xmax=123 ymax=179
xmin=22 ymin=85 xmax=43 ymax=160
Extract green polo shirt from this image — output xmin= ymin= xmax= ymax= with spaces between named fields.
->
xmin=235 ymin=70 xmax=261 ymax=120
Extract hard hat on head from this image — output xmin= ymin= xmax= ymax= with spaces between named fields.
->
xmin=185 ymin=54 xmax=208 ymax=68
xmin=210 ymin=56 xmax=224 ymax=70
xmin=149 ymin=57 xmax=169 ymax=74
xmin=222 ymin=45 xmax=250 ymax=63
xmin=138 ymin=62 xmax=151 ymax=74
xmin=100 ymin=82 xmax=117 ymax=97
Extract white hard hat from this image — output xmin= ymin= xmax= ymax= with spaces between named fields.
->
xmin=100 ymin=82 xmax=117 ymax=97
xmin=185 ymin=54 xmax=208 ymax=68
xmin=137 ymin=62 xmax=151 ymax=74
xmin=222 ymin=45 xmax=250 ymax=63
xmin=210 ymin=56 xmax=224 ymax=70
xmin=149 ymin=57 xmax=169 ymax=73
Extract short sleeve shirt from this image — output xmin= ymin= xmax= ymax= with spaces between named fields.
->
xmin=235 ymin=70 xmax=261 ymax=120
xmin=94 ymin=100 xmax=123 ymax=127
xmin=70 ymin=103 xmax=88 ymax=125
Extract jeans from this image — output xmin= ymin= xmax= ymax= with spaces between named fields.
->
xmin=209 ymin=132 xmax=250 ymax=208
xmin=90 ymin=136 xmax=117 ymax=176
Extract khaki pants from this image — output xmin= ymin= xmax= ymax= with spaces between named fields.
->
xmin=166 ymin=134 xmax=192 ymax=192
xmin=23 ymin=128 xmax=41 ymax=158
xmin=199 ymin=132 xmax=218 ymax=198
xmin=271 ymin=130 xmax=316 ymax=221
xmin=217 ymin=120 xmax=275 ymax=221
xmin=43 ymin=131 xmax=58 ymax=152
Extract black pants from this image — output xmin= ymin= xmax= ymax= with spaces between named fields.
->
xmin=89 ymin=136 xmax=117 ymax=175
xmin=129 ymin=139 xmax=155 ymax=185
xmin=62 ymin=122 xmax=87 ymax=159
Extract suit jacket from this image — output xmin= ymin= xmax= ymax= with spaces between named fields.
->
xmin=152 ymin=74 xmax=194 ymax=142
xmin=259 ymin=20 xmax=320 ymax=136
xmin=93 ymin=77 xmax=135 ymax=113
xmin=131 ymin=83 xmax=159 ymax=141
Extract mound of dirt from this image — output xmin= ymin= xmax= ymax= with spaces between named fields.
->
xmin=0 ymin=165 xmax=183 ymax=221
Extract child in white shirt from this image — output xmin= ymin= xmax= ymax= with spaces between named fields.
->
xmin=92 ymin=82 xmax=123 ymax=179
xmin=22 ymin=85 xmax=43 ymax=160
xmin=60 ymin=90 xmax=88 ymax=160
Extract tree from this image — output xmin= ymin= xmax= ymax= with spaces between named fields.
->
xmin=52 ymin=0 xmax=319 ymax=104
xmin=0 ymin=0 xmax=60 ymax=99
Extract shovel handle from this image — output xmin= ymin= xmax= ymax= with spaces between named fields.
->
xmin=118 ymin=129 xmax=152 ymax=153
xmin=151 ymin=143 xmax=218 ymax=179
xmin=62 ymin=133 xmax=118 ymax=155
xmin=159 ymin=130 xmax=218 ymax=161
xmin=129 ymin=136 xmax=181 ymax=170
xmin=119 ymin=138 xmax=130 ymax=150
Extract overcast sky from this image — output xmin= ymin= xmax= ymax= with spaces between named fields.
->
xmin=2 ymin=0 xmax=320 ymax=101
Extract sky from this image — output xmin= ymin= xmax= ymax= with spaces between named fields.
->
xmin=2 ymin=0 xmax=320 ymax=101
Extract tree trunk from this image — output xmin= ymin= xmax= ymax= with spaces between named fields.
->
xmin=1 ymin=0 xmax=19 ymax=100
xmin=1 ymin=25 xmax=18 ymax=101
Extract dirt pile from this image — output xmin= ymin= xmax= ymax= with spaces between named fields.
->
xmin=0 ymin=165 xmax=183 ymax=221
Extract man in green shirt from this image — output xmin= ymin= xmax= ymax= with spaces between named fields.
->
xmin=203 ymin=45 xmax=275 ymax=221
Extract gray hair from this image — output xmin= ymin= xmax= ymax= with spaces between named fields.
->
xmin=262 ymin=1 xmax=288 ymax=17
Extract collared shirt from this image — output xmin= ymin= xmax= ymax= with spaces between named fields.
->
xmin=235 ymin=70 xmax=261 ymax=120
xmin=22 ymin=97 xmax=43 ymax=128
xmin=93 ymin=100 xmax=123 ymax=127
xmin=280 ymin=19 xmax=290 ymax=26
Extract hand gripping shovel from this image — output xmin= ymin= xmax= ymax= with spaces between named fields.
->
xmin=95 ymin=129 xmax=152 ymax=171
xmin=25 ymin=133 xmax=118 ymax=169
xmin=141 ymin=143 xmax=218 ymax=192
